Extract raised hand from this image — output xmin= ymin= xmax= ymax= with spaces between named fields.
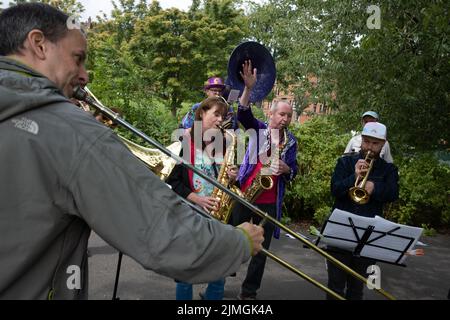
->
xmin=239 ymin=60 xmax=257 ymax=90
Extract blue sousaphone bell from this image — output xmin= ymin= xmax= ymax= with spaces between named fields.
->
xmin=225 ymin=41 xmax=276 ymax=103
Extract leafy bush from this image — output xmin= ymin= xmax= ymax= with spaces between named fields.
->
xmin=313 ymin=205 xmax=333 ymax=226
xmin=385 ymin=153 xmax=450 ymax=228
xmin=285 ymin=118 xmax=450 ymax=230
xmin=96 ymin=96 xmax=179 ymax=146
xmin=284 ymin=115 xmax=351 ymax=223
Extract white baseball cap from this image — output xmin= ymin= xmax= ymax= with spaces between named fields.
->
xmin=361 ymin=111 xmax=379 ymax=120
xmin=362 ymin=122 xmax=387 ymax=140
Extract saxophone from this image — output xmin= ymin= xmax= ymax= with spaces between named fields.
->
xmin=243 ymin=128 xmax=288 ymax=202
xmin=210 ymin=127 xmax=243 ymax=224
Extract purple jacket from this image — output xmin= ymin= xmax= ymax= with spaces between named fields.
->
xmin=237 ymin=105 xmax=298 ymax=238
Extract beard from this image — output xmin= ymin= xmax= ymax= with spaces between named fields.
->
xmin=361 ymin=148 xmax=380 ymax=159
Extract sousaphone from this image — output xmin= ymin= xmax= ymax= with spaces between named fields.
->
xmin=225 ymin=41 xmax=276 ymax=103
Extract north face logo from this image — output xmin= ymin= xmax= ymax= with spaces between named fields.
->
xmin=11 ymin=117 xmax=39 ymax=135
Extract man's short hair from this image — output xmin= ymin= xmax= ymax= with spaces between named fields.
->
xmin=0 ymin=3 xmax=69 ymax=56
xmin=270 ymin=100 xmax=291 ymax=112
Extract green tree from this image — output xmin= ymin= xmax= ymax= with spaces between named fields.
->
xmin=86 ymin=0 xmax=156 ymax=106
xmin=202 ymin=0 xmax=247 ymax=75
xmin=87 ymin=0 xmax=245 ymax=117
xmin=246 ymin=0 xmax=291 ymax=62
xmin=110 ymin=0 xmax=150 ymax=45
xmin=188 ymin=0 xmax=201 ymax=18
xmin=129 ymin=9 xmax=206 ymax=116
xmin=248 ymin=0 xmax=450 ymax=152
xmin=284 ymin=116 xmax=351 ymax=224
xmin=128 ymin=2 xmax=244 ymax=116
xmin=85 ymin=0 xmax=246 ymax=147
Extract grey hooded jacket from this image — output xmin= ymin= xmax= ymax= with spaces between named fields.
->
xmin=0 ymin=57 xmax=251 ymax=299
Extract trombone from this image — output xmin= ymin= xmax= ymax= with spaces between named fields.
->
xmin=74 ymin=86 xmax=395 ymax=300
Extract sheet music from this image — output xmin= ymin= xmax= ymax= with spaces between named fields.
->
xmin=321 ymin=209 xmax=423 ymax=264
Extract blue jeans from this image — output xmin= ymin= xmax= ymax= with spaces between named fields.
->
xmin=176 ymin=278 xmax=225 ymax=300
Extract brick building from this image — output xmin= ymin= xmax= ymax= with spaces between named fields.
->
xmin=262 ymin=74 xmax=333 ymax=124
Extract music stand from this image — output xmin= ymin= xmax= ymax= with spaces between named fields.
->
xmin=316 ymin=209 xmax=423 ymax=266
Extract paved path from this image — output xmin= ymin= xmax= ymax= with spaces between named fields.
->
xmin=87 ymin=227 xmax=450 ymax=300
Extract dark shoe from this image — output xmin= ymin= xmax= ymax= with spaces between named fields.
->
xmin=199 ymin=292 xmax=205 ymax=300
xmin=237 ymin=293 xmax=256 ymax=300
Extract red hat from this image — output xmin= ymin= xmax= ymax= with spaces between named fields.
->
xmin=204 ymin=76 xmax=225 ymax=90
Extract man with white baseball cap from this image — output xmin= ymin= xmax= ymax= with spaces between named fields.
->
xmin=326 ymin=121 xmax=399 ymax=300
xmin=362 ymin=121 xmax=386 ymax=140
xmin=361 ymin=110 xmax=379 ymax=120
xmin=344 ymin=110 xmax=393 ymax=163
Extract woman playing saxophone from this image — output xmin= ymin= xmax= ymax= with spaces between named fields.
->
xmin=166 ymin=96 xmax=238 ymax=300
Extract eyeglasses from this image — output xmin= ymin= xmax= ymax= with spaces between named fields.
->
xmin=208 ymin=88 xmax=223 ymax=93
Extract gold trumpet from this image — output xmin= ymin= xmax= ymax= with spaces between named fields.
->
xmin=349 ymin=151 xmax=374 ymax=204
xmin=73 ymin=86 xmax=395 ymax=301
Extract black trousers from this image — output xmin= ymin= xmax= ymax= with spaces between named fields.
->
xmin=231 ymin=202 xmax=277 ymax=297
xmin=326 ymin=247 xmax=376 ymax=300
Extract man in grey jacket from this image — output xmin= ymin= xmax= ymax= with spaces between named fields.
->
xmin=0 ymin=3 xmax=264 ymax=300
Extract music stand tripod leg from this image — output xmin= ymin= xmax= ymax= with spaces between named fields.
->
xmin=112 ymin=252 xmax=123 ymax=300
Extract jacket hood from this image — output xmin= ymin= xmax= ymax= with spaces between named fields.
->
xmin=0 ymin=56 xmax=69 ymax=121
